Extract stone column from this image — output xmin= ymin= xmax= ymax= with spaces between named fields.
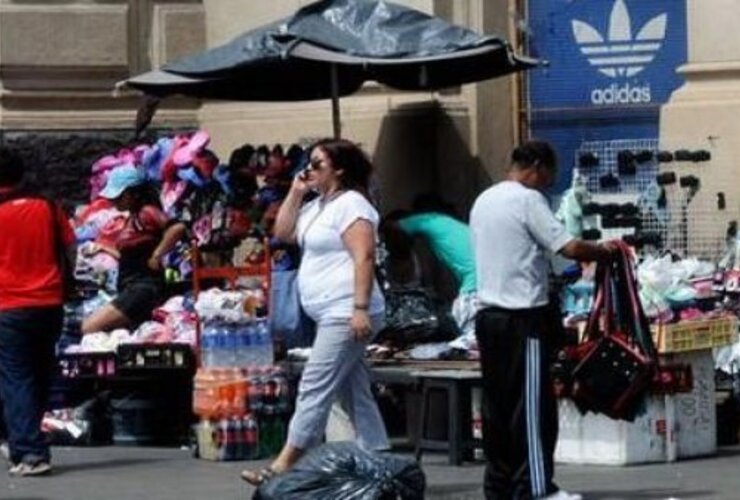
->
xmin=660 ymin=0 xmax=740 ymax=256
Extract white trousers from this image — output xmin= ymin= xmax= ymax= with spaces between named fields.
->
xmin=286 ymin=315 xmax=390 ymax=451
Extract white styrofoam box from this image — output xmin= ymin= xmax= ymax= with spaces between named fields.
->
xmin=556 ymin=349 xmax=716 ymax=465
xmin=672 ymin=349 xmax=717 ymax=458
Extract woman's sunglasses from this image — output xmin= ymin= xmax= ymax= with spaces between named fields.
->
xmin=307 ymin=158 xmax=325 ymax=171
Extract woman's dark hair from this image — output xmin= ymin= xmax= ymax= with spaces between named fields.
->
xmin=310 ymin=138 xmax=373 ymax=196
xmin=125 ymin=182 xmax=161 ymax=212
xmin=511 ymin=140 xmax=557 ymax=172
xmin=379 ymin=210 xmax=414 ymax=259
xmin=412 ymin=192 xmax=458 ymax=218
xmin=0 ymin=147 xmax=25 ymax=188
xmin=228 ymin=144 xmax=256 ymax=171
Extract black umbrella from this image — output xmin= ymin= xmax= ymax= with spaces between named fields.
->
xmin=123 ymin=0 xmax=538 ymax=138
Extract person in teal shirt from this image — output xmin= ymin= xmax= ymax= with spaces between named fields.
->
xmin=381 ymin=202 xmax=478 ymax=347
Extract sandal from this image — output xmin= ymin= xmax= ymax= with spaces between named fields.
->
xmin=240 ymin=467 xmax=279 ymax=486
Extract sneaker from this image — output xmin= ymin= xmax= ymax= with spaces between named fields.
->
xmin=8 ymin=461 xmax=52 ymax=477
xmin=542 ymin=490 xmax=584 ymax=500
xmin=0 ymin=442 xmax=9 ymax=462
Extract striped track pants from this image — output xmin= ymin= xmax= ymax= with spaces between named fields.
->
xmin=475 ymin=306 xmax=559 ymax=500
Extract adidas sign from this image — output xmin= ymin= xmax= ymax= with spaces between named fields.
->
xmin=591 ymin=83 xmax=651 ymax=105
xmin=572 ymin=0 xmax=667 ymax=79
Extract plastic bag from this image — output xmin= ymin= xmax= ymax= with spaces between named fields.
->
xmin=43 ymin=394 xmax=112 ymax=446
xmin=376 ymin=288 xmax=444 ymax=346
xmin=254 ymin=442 xmax=425 ymax=500
xmin=269 ymin=269 xmax=316 ymax=349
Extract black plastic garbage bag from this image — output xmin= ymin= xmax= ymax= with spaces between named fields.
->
xmin=375 ymin=288 xmax=447 ymax=346
xmin=254 ymin=442 xmax=425 ymax=500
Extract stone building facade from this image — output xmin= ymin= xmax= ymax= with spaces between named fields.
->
xmin=0 ymin=0 xmax=205 ymax=203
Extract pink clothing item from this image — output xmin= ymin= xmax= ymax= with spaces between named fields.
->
xmin=96 ymin=214 xmax=128 ymax=249
xmin=160 ymin=135 xmax=190 ymax=182
xmin=161 ymin=180 xmax=188 ymax=216
xmin=173 ymin=130 xmax=211 ymax=167
xmin=75 ymin=199 xmax=114 ymax=226
xmin=90 ymin=150 xmax=139 ymax=200
xmin=679 ymin=308 xmax=704 ymax=321
xmin=132 ymin=144 xmax=152 ymax=164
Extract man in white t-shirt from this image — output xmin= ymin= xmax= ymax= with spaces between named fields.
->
xmin=470 ymin=141 xmax=615 ymax=500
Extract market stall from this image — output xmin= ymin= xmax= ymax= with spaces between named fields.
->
xmin=50 ymin=133 xmax=300 ymax=451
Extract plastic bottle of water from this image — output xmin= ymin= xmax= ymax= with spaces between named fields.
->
xmin=245 ymin=322 xmax=258 ymax=367
xmin=235 ymin=322 xmax=252 ymax=367
xmin=201 ymin=322 xmax=218 ymax=368
xmin=215 ymin=322 xmax=233 ymax=367
xmin=256 ymin=320 xmax=274 ymax=366
xmin=209 ymin=322 xmax=223 ymax=367
xmin=223 ymin=322 xmax=238 ymax=368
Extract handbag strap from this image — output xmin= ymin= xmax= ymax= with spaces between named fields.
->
xmin=297 ymin=191 xmax=347 ymax=250
xmin=585 ymin=257 xmax=612 ymax=340
xmin=618 ymin=242 xmax=658 ymax=359
xmin=45 ymin=199 xmax=67 ymax=270
xmin=584 ymin=242 xmax=657 ymax=361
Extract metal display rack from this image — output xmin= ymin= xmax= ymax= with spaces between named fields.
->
xmin=573 ymin=139 xmax=728 ymax=260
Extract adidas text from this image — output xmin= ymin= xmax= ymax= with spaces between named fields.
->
xmin=591 ymin=83 xmax=652 ymax=105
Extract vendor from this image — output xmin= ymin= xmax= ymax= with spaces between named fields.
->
xmin=81 ymin=165 xmax=169 ymax=334
xmin=380 ymin=196 xmax=477 ymax=344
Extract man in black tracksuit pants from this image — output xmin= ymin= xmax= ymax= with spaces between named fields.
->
xmin=470 ymin=141 xmax=614 ymax=500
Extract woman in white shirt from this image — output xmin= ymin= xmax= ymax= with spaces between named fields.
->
xmin=242 ymin=138 xmax=388 ymax=485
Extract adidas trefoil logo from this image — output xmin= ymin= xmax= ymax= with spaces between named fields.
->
xmin=572 ymin=0 xmax=667 ymax=78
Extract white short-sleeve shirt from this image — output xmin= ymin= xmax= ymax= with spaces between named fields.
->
xmin=470 ymin=180 xmax=573 ymax=309
xmin=296 ymin=190 xmax=385 ymax=321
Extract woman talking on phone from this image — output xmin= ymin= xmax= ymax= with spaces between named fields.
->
xmin=241 ymin=138 xmax=388 ymax=485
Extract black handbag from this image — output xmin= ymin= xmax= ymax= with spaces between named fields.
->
xmin=567 ymin=242 xmax=658 ymax=421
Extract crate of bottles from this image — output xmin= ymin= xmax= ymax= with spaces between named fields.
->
xmin=652 ymin=316 xmax=738 ymax=353
xmin=195 ymin=413 xmax=288 ymax=461
xmin=117 ymin=343 xmax=195 ymax=372
xmin=193 ymin=366 xmax=291 ymax=460
xmin=195 ymin=416 xmax=261 ymax=461
xmin=59 ymin=352 xmax=117 ymax=379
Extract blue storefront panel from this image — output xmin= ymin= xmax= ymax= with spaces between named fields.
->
xmin=526 ymin=0 xmax=687 ymax=191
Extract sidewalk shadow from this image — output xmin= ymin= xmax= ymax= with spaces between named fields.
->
xmin=52 ymin=457 xmax=167 ymax=476
xmin=585 ymin=488 xmax=713 ymax=499
xmin=426 ymin=483 xmax=483 ymax=499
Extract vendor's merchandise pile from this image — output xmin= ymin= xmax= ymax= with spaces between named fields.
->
xmin=60 ymin=295 xmax=198 ymax=381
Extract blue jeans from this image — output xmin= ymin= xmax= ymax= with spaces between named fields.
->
xmin=0 ymin=306 xmax=63 ymax=465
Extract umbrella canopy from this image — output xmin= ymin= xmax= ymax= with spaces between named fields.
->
xmin=123 ymin=0 xmax=538 ymax=135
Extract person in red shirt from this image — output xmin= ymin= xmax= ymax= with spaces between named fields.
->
xmin=0 ymin=147 xmax=75 ymax=476
xmin=81 ymin=165 xmax=169 ymax=334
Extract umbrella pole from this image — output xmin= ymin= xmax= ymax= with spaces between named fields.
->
xmin=331 ymin=64 xmax=341 ymax=139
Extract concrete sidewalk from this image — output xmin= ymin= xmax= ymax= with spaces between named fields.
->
xmin=0 ymin=445 xmax=738 ymax=499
